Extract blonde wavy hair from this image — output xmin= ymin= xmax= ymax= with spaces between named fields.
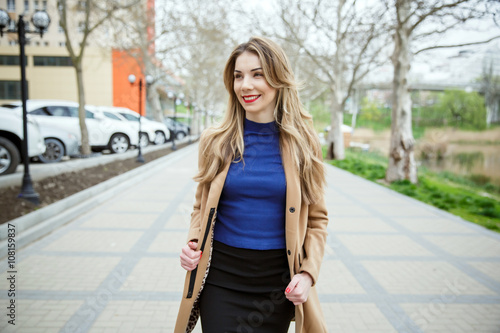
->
xmin=195 ymin=36 xmax=325 ymax=204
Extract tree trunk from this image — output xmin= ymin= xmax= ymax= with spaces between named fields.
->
xmin=76 ymin=62 xmax=91 ymax=156
xmin=386 ymin=0 xmax=417 ymax=184
xmin=327 ymin=98 xmax=345 ymax=160
xmin=327 ymin=0 xmax=346 ymax=161
xmin=148 ymin=83 xmax=163 ymax=122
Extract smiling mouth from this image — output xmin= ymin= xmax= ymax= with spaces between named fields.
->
xmin=242 ymin=95 xmax=260 ymax=103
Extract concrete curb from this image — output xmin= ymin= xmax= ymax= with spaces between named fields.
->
xmin=0 ymin=142 xmax=198 ymax=258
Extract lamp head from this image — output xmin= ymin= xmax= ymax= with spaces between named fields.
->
xmin=31 ymin=10 xmax=50 ymax=37
xmin=145 ymin=75 xmax=154 ymax=85
xmin=128 ymin=74 xmax=136 ymax=84
xmin=0 ymin=9 xmax=10 ymax=36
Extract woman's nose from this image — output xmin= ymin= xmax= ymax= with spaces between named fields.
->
xmin=242 ymin=77 xmax=253 ymax=90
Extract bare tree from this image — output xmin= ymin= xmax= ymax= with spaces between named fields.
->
xmin=386 ymin=0 xmax=500 ymax=183
xmin=266 ymin=0 xmax=390 ymax=160
xmin=154 ymin=0 xmax=238 ymax=125
xmin=481 ymin=58 xmax=500 ymax=126
xmin=58 ymin=0 xmax=138 ymax=155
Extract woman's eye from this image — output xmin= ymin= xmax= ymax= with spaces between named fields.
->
xmin=255 ymin=73 xmax=263 ymax=77
xmin=235 ymin=74 xmax=242 ymax=79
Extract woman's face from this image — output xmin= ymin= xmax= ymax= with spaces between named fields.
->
xmin=233 ymin=51 xmax=277 ymax=123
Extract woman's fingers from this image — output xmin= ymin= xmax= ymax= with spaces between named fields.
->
xmin=180 ymin=242 xmax=202 ymax=271
xmin=285 ymin=273 xmax=313 ymax=305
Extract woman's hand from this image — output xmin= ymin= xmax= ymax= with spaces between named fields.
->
xmin=180 ymin=241 xmax=202 ymax=271
xmin=284 ymin=272 xmax=313 ymax=305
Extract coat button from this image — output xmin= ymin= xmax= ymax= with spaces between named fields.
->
xmin=287 ymin=250 xmax=291 ymax=255
xmin=289 ymin=207 xmax=295 ymax=213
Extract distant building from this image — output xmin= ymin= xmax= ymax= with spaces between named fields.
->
xmin=0 ymin=0 xmax=180 ymax=120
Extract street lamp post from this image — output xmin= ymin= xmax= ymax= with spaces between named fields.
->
xmin=167 ymin=91 xmax=184 ymax=151
xmin=0 ymin=9 xmax=51 ymax=205
xmin=128 ymin=74 xmax=153 ymax=163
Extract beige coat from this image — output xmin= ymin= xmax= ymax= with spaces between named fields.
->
xmin=174 ymin=137 xmax=329 ymax=333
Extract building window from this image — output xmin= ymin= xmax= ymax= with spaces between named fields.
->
xmin=44 ymin=41 xmax=49 ymax=46
xmin=34 ymin=0 xmax=39 ymax=10
xmin=59 ymin=41 xmax=66 ymax=47
xmin=78 ymin=1 xmax=86 ymax=12
xmin=0 ymin=55 xmax=27 ymax=66
xmin=42 ymin=0 xmax=47 ymax=10
xmin=9 ymin=40 xmax=17 ymax=46
xmin=24 ymin=0 xmax=30 ymax=13
xmin=0 ymin=81 xmax=26 ymax=100
xmin=7 ymin=0 xmax=15 ymax=12
xmin=34 ymin=56 xmax=73 ymax=66
xmin=58 ymin=21 xmax=64 ymax=33
xmin=78 ymin=21 xmax=85 ymax=33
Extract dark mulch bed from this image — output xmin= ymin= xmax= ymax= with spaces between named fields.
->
xmin=0 ymin=142 xmax=190 ymax=225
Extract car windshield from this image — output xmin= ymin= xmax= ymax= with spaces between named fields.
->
xmin=119 ymin=113 xmax=138 ymax=121
xmin=103 ymin=112 xmax=122 ymax=121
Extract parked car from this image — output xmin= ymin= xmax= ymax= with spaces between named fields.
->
xmin=36 ymin=125 xmax=80 ymax=163
xmin=2 ymin=100 xmax=138 ymax=154
xmin=0 ymin=108 xmax=46 ymax=175
xmin=102 ymin=106 xmax=170 ymax=146
xmin=164 ymin=117 xmax=191 ymax=141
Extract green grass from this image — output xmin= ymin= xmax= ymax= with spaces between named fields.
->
xmin=327 ymin=149 xmax=500 ymax=233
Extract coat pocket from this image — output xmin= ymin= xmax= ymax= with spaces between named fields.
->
xmin=186 ymin=207 xmax=216 ymax=298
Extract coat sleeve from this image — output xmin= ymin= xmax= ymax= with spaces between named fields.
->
xmin=299 ymin=196 xmax=328 ymax=286
xmin=186 ymin=181 xmax=203 ymax=243
xmin=185 ymin=130 xmax=210 ymax=243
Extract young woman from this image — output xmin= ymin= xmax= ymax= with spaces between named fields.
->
xmin=175 ymin=36 xmax=328 ymax=333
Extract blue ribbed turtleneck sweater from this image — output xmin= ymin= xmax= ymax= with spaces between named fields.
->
xmin=213 ymin=118 xmax=287 ymax=250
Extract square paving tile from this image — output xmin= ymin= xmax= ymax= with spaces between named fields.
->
xmin=321 ymin=303 xmax=396 ymax=332
xmin=120 ymin=258 xmax=184 ymax=292
xmin=362 ymin=261 xmax=495 ymax=295
xmin=400 ymin=303 xmax=500 ymax=333
xmin=88 ymin=300 xmax=180 ymax=332
xmin=330 ymin=217 xmax=397 ymax=233
xmin=164 ymin=213 xmax=192 ymax=230
xmin=104 ymin=201 xmax=169 ymax=213
xmin=392 ymin=217 xmax=476 ymax=234
xmin=0 ymin=300 xmax=83 ymax=333
xmin=316 ymin=260 xmax=366 ymax=295
xmin=329 ymin=205 xmax=373 ymax=217
xmin=467 ymin=262 xmax=500 ymax=282
xmin=43 ymin=231 xmax=143 ymax=253
xmin=424 ymin=235 xmax=500 ymax=258
xmin=338 ymin=235 xmax=434 ymax=256
xmin=1 ymin=255 xmax=121 ymax=291
xmin=371 ymin=205 xmax=439 ymax=218
xmin=148 ymin=231 xmax=188 ymax=253
xmin=80 ymin=213 xmax=159 ymax=229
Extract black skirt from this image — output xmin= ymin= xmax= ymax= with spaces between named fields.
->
xmin=199 ymin=240 xmax=295 ymax=333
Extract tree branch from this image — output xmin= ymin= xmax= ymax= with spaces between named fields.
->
xmin=414 ymin=35 xmax=500 ymax=55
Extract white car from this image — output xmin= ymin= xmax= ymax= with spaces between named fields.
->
xmin=2 ymin=100 xmax=138 ymax=154
xmin=100 ymin=106 xmax=170 ymax=146
xmin=0 ymin=108 xmax=46 ymax=175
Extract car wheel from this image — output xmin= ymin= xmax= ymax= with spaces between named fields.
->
xmin=109 ymin=134 xmax=129 ymax=154
xmin=176 ymin=131 xmax=186 ymax=140
xmin=140 ymin=133 xmax=149 ymax=148
xmin=38 ymin=138 xmax=64 ymax=163
xmin=0 ymin=137 xmax=20 ymax=175
xmin=154 ymin=131 xmax=167 ymax=145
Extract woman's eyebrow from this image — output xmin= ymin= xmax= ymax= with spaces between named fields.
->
xmin=234 ymin=67 xmax=262 ymax=73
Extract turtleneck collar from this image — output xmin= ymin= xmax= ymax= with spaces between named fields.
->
xmin=244 ymin=118 xmax=279 ymax=134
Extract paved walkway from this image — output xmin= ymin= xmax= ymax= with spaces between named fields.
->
xmin=1 ymin=143 xmax=500 ymax=332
